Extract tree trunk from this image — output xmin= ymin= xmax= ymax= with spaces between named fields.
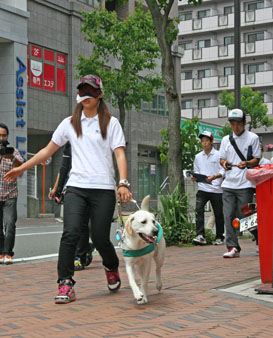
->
xmin=118 ymin=96 xmax=126 ymax=130
xmin=145 ymin=0 xmax=184 ymax=194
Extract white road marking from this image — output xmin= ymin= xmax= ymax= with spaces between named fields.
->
xmin=16 ymin=231 xmax=62 ymax=237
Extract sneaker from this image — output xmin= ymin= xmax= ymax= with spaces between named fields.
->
xmin=223 ymin=247 xmax=240 ymax=258
xmin=0 ymin=254 xmax=4 ymax=264
xmin=55 ymin=279 xmax=76 ymax=304
xmin=213 ymin=238 xmax=225 ymax=245
xmin=4 ymin=255 xmax=13 ymax=265
xmin=74 ymin=257 xmax=85 ymax=271
xmin=85 ymin=242 xmax=95 ymax=267
xmin=193 ymin=235 xmax=207 ymax=245
xmin=105 ymin=268 xmax=121 ymax=292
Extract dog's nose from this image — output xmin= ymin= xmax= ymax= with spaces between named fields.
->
xmin=152 ymin=228 xmax=158 ymax=237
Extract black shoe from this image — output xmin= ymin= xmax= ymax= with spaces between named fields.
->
xmin=85 ymin=242 xmax=95 ymax=267
xmin=74 ymin=257 xmax=85 ymax=271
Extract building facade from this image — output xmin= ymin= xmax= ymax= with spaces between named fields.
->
xmin=0 ymin=0 xmax=169 ymax=217
xmin=178 ymin=0 xmax=273 ymax=142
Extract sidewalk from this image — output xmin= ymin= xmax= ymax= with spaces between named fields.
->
xmin=1 ymin=238 xmax=273 ymax=337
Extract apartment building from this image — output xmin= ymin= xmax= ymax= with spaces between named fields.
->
xmin=178 ymin=0 xmax=273 ymax=144
xmin=0 ymin=0 xmax=168 ymax=217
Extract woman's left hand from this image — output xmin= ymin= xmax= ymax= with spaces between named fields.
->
xmin=118 ymin=186 xmax=132 ymax=203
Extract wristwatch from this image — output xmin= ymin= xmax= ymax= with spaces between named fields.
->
xmin=119 ymin=179 xmax=130 ymax=187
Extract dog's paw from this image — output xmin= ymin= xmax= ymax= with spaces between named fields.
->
xmin=137 ymin=295 xmax=148 ymax=305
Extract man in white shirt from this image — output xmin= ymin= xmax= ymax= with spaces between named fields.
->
xmin=191 ymin=131 xmax=225 ymax=245
xmin=219 ymin=109 xmax=261 ymax=258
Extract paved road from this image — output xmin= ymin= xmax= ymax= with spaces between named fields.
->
xmin=13 ymin=219 xmax=120 ymax=262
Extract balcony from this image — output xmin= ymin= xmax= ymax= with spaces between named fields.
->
xmin=180 ymin=39 xmax=273 ymax=65
xmin=181 ymin=103 xmax=273 ymax=120
xmin=181 ymin=71 xmax=273 ymax=94
xmin=178 ymin=6 xmax=273 ymax=35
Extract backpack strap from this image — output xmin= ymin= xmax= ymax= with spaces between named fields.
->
xmin=229 ymin=135 xmax=246 ymax=162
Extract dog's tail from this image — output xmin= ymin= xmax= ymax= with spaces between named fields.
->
xmin=141 ymin=195 xmax=150 ymax=211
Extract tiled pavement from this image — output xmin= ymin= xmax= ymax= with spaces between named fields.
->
xmin=1 ymin=237 xmax=273 ymax=337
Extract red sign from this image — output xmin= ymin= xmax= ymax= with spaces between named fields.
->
xmin=30 ymin=60 xmax=42 ymax=89
xmin=44 ymin=64 xmax=55 ymax=91
xmin=31 ymin=45 xmax=42 ymax=59
xmin=56 ymin=53 xmax=66 ymax=66
xmin=57 ymin=68 xmax=66 ymax=92
xmin=44 ymin=49 xmax=54 ymax=62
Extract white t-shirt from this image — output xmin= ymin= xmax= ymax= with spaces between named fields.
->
xmin=52 ymin=113 xmax=125 ymax=189
xmin=219 ymin=130 xmax=261 ymax=189
xmin=260 ymin=157 xmax=271 ymax=165
xmin=194 ymin=148 xmax=225 ymax=194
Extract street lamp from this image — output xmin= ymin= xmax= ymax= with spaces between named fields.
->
xmin=234 ymin=0 xmax=241 ymax=108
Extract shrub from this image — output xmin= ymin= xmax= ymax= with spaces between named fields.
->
xmin=157 ymin=185 xmax=196 ymax=246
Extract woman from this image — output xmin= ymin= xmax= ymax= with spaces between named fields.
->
xmin=4 ymin=75 xmax=132 ymax=304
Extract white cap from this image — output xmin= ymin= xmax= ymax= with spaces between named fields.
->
xmin=228 ymin=109 xmax=246 ymax=121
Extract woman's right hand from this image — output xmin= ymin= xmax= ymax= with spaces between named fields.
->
xmin=4 ymin=167 xmax=24 ymax=183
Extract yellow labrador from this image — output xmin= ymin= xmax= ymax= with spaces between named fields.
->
xmin=122 ymin=195 xmax=165 ymax=304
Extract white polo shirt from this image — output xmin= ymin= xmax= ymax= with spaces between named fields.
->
xmin=52 ymin=113 xmax=125 ymax=190
xmin=194 ymin=148 xmax=225 ymax=194
xmin=219 ymin=130 xmax=261 ymax=189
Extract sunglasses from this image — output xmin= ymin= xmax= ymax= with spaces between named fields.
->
xmin=77 ymin=84 xmax=101 ymax=98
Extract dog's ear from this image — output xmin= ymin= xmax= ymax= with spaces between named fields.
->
xmin=141 ymin=195 xmax=150 ymax=211
xmin=125 ymin=215 xmax=134 ymax=236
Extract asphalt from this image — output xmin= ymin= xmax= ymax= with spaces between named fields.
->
xmin=1 ymin=218 xmax=273 ymax=337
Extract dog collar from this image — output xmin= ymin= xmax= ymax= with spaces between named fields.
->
xmin=122 ymin=222 xmax=163 ymax=258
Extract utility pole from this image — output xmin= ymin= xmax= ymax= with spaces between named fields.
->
xmin=234 ymin=0 xmax=241 ymax=108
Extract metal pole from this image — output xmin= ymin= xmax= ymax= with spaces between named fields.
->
xmin=234 ymin=0 xmax=241 ymax=108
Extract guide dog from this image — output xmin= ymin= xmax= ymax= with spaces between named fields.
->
xmin=122 ymin=195 xmax=165 ymax=304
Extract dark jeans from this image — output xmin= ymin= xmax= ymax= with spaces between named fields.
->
xmin=75 ymin=212 xmax=90 ymax=263
xmin=0 ymin=198 xmax=17 ymax=256
xmin=223 ymin=187 xmax=256 ymax=252
xmin=196 ymin=190 xmax=224 ymax=240
xmin=57 ymin=187 xmax=117 ymax=281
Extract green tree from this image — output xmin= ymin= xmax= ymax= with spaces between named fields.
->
xmin=76 ymin=4 xmax=162 ymax=129
xmin=219 ymin=123 xmax=232 ymax=137
xmin=143 ymin=0 xmax=202 ymax=194
xmin=220 ymin=87 xmax=273 ymax=131
xmin=158 ymin=117 xmax=202 ymax=175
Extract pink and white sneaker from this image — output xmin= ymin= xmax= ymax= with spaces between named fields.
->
xmin=55 ymin=279 xmax=76 ymax=304
xmin=223 ymin=247 xmax=240 ymax=258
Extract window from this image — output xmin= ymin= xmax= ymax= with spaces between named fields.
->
xmin=198 ymin=69 xmax=211 ymax=79
xmin=248 ymin=63 xmax=264 ymax=73
xmin=141 ymin=93 xmax=168 ymax=116
xmin=179 ymin=40 xmax=193 ymax=50
xmin=247 ymin=1 xmax=264 ymax=11
xmin=178 ymin=9 xmax=192 ymax=21
xmin=181 ymin=100 xmax=192 ymax=109
xmin=224 ymin=36 xmax=234 ymax=46
xmin=224 ymin=66 xmax=235 ymax=76
xmin=198 ymin=9 xmax=210 ymax=19
xmin=27 ymin=44 xmax=67 ymax=93
xmin=138 ymin=162 xmax=162 ymax=200
xmin=198 ymin=99 xmax=211 ymax=108
xmin=181 ymin=71 xmax=192 ymax=80
xmin=224 ymin=6 xmax=234 ymax=15
xmin=247 ymin=32 xmax=264 ymax=43
xmin=197 ymin=39 xmax=211 ymax=49
xmin=79 ymin=0 xmax=99 ymax=7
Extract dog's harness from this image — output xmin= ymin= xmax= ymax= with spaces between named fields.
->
xmin=116 ymin=200 xmax=163 ymax=258
xmin=122 ymin=222 xmax=163 ymax=258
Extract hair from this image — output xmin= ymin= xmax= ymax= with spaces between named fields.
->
xmin=70 ymin=99 xmax=111 ymax=139
xmin=0 ymin=123 xmax=9 ymax=135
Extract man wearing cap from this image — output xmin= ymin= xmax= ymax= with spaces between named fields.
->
xmin=219 ymin=108 xmax=261 ymax=258
xmin=191 ymin=131 xmax=225 ymax=245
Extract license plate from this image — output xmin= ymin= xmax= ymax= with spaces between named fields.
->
xmin=240 ymin=213 xmax=257 ymax=232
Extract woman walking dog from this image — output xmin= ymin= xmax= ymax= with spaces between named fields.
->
xmin=4 ymin=75 xmax=132 ymax=304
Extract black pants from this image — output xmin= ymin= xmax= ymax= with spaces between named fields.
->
xmin=57 ymin=187 xmax=117 ymax=281
xmin=196 ymin=190 xmax=225 ymax=240
xmin=75 ymin=211 xmax=90 ymax=263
